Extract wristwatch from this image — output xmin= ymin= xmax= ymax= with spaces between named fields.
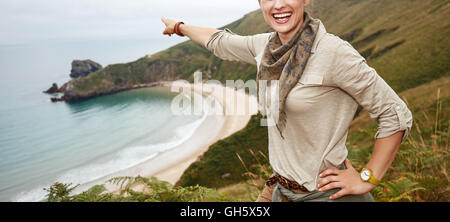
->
xmin=360 ymin=168 xmax=381 ymax=185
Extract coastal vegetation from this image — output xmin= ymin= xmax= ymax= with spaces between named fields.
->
xmin=44 ymin=77 xmax=449 ymax=202
xmin=44 ymin=0 xmax=449 ymax=201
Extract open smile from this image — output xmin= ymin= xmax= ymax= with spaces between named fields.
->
xmin=272 ymin=11 xmax=293 ymax=24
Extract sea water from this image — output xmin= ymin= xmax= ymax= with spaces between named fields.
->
xmin=0 ymin=37 xmax=208 ymax=202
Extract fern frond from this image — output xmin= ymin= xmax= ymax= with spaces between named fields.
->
xmin=374 ymin=177 xmax=425 ymax=202
xmin=72 ymin=185 xmax=113 ymax=202
xmin=107 ymin=176 xmax=137 ymax=189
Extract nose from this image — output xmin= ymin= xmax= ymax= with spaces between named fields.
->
xmin=273 ymin=0 xmax=287 ymax=10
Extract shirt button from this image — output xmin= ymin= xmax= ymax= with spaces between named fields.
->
xmin=396 ymin=106 xmax=401 ymax=111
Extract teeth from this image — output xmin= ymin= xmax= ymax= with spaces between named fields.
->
xmin=274 ymin=13 xmax=292 ymax=18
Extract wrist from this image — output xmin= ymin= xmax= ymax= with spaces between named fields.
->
xmin=360 ymin=167 xmax=381 ymax=186
xmin=364 ymin=163 xmax=384 ymax=180
xmin=360 ymin=180 xmax=376 ymax=192
xmin=174 ymin=21 xmax=185 ymax=37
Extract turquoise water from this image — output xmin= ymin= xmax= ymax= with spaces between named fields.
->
xmin=0 ymin=38 xmax=205 ymax=202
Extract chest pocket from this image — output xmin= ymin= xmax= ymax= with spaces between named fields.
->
xmin=298 ymin=72 xmax=324 ymax=85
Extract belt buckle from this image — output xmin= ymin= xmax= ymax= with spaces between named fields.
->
xmin=282 ymin=177 xmax=290 ymax=190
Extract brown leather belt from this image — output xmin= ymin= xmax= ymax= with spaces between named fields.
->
xmin=265 ymin=172 xmax=310 ymax=193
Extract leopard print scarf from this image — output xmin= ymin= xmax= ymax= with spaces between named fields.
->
xmin=257 ymin=11 xmax=319 ymax=139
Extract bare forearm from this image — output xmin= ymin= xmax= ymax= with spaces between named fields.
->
xmin=178 ymin=24 xmax=219 ymax=47
xmin=161 ymin=18 xmax=219 ymax=47
xmin=318 ymin=130 xmax=405 ymax=199
xmin=365 ymin=130 xmax=405 ymax=180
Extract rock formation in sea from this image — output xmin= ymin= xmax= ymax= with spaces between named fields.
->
xmin=70 ymin=59 xmax=102 ymax=78
xmin=43 ymin=83 xmax=60 ymax=94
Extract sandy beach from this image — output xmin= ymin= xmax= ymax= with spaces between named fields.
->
xmin=150 ymin=81 xmax=259 ymax=184
xmin=84 ymin=80 xmax=260 ymax=194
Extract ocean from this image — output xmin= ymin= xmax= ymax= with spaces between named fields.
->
xmin=0 ymin=37 xmax=209 ymax=201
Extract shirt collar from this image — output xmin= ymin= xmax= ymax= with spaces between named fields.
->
xmin=311 ymin=19 xmax=327 ymax=54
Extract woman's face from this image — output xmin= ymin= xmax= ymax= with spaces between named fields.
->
xmin=259 ymin=0 xmax=310 ymax=35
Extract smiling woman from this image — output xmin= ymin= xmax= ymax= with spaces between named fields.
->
xmin=259 ymin=0 xmax=310 ymax=44
xmin=161 ymin=0 xmax=413 ymax=202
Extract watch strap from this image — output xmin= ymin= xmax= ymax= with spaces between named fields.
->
xmin=368 ymin=175 xmax=381 ymax=185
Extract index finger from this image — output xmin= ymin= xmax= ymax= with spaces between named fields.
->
xmin=161 ymin=17 xmax=168 ymax=25
xmin=319 ymin=168 xmax=340 ymax=178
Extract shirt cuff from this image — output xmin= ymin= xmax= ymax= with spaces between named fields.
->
xmin=373 ymin=101 xmax=413 ymax=144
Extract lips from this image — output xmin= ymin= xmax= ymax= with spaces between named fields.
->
xmin=272 ymin=11 xmax=292 ymax=24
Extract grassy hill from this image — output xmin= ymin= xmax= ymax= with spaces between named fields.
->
xmin=175 ymin=0 xmax=450 ymax=201
xmin=314 ymin=0 xmax=450 ymax=92
xmin=169 ymin=74 xmax=450 ymax=201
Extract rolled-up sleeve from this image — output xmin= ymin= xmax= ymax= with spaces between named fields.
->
xmin=205 ymin=28 xmax=270 ymax=65
xmin=329 ymin=40 xmax=413 ymax=144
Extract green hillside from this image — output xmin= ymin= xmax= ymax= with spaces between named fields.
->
xmin=173 ymin=73 xmax=450 ymax=201
xmin=175 ymin=0 xmax=450 ymax=201
xmin=313 ymin=0 xmax=450 ymax=92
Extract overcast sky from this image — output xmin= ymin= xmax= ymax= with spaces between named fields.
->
xmin=0 ymin=0 xmax=260 ymax=45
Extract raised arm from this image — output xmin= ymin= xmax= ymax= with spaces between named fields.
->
xmin=161 ymin=18 xmax=271 ymax=65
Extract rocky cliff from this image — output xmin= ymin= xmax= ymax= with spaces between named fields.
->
xmin=70 ymin=59 xmax=102 ymax=78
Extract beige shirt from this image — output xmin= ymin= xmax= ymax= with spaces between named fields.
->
xmin=205 ymin=19 xmax=413 ymax=191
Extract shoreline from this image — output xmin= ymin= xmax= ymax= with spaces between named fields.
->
xmin=50 ymin=81 xmax=170 ymax=103
xmin=68 ymin=80 xmax=258 ymax=195
xmin=149 ymin=81 xmax=259 ymax=185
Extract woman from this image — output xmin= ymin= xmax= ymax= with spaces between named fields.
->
xmin=161 ymin=0 xmax=413 ymax=202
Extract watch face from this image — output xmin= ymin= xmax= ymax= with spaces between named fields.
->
xmin=361 ymin=169 xmax=371 ymax=181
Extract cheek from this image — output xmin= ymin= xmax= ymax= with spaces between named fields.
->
xmin=260 ymin=4 xmax=274 ymax=21
xmin=261 ymin=10 xmax=273 ymax=24
xmin=293 ymin=12 xmax=303 ymax=23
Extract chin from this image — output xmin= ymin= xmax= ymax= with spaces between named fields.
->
xmin=272 ymin=24 xmax=295 ymax=34
xmin=270 ymin=21 xmax=297 ymax=35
